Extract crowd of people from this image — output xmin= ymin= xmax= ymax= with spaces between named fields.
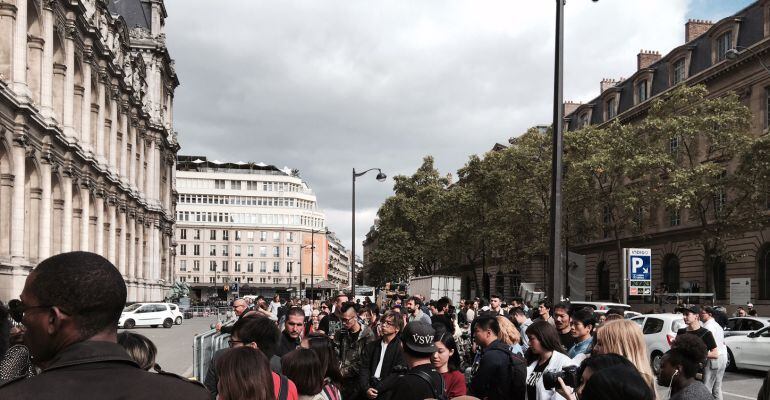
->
xmin=0 ymin=251 xmax=769 ymax=400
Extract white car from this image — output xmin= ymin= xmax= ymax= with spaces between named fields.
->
xmin=119 ymin=303 xmax=177 ymax=329
xmin=571 ymin=301 xmax=631 ymax=312
xmin=631 ymin=313 xmax=686 ymax=375
xmin=725 ymin=326 xmax=770 ymax=372
xmin=166 ymin=303 xmax=184 ymax=325
xmin=724 ymin=317 xmax=770 ymax=337
xmin=594 ymin=309 xmax=642 ymax=319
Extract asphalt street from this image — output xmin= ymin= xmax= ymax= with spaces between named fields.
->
xmin=119 ymin=315 xmax=219 ymax=377
xmin=125 ymin=316 xmax=767 ymax=397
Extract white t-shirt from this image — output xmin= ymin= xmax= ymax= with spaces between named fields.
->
xmin=703 ymin=318 xmax=726 ymax=355
xmin=302 ymin=304 xmax=313 ymax=317
xmin=269 ymin=301 xmax=282 ymax=318
xmin=373 ymin=340 xmax=389 ymax=379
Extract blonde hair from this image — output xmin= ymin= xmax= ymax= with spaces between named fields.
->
xmin=496 ymin=316 xmax=520 ymax=346
xmin=596 ymin=319 xmax=655 ymax=394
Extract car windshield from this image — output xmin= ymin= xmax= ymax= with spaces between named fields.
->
xmin=124 ymin=304 xmax=142 ymax=312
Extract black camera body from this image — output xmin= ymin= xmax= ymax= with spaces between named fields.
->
xmin=542 ymin=365 xmax=580 ymax=390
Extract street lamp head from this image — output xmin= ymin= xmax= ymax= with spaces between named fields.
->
xmin=375 ymin=172 xmax=387 ymax=182
xmin=725 ymin=48 xmax=740 ymax=61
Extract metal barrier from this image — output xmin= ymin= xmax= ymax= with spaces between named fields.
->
xmin=192 ymin=320 xmax=235 ymax=381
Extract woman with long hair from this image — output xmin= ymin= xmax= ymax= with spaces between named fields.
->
xmin=431 ymin=328 xmax=466 ymax=398
xmin=497 ymin=316 xmax=524 ymax=357
xmin=216 ymin=346 xmax=274 ymax=400
xmin=301 ymin=333 xmax=343 ymax=399
xmin=117 ymin=331 xmax=161 ymax=372
xmin=525 ymin=320 xmax=575 ymax=400
xmin=282 ymin=349 xmax=330 ymax=400
xmin=593 ymin=319 xmax=655 ymax=395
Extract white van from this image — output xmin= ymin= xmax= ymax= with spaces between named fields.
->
xmin=119 ymin=303 xmax=176 ymax=329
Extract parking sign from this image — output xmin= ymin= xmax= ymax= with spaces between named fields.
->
xmin=626 ymin=248 xmax=652 ymax=296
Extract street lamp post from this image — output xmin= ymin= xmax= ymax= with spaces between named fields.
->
xmin=352 ymin=168 xmax=387 ymax=298
xmin=725 ymin=46 xmax=770 ymax=73
xmin=304 ymin=228 xmax=326 ymax=300
xmin=548 ymin=0 xmax=598 ymax=303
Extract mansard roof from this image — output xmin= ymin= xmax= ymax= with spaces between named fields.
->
xmin=107 ymin=0 xmax=151 ymax=30
xmin=565 ymin=0 xmax=766 ymax=130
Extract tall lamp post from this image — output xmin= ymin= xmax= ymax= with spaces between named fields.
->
xmin=548 ymin=0 xmax=598 ymax=303
xmin=352 ymin=168 xmax=387 ymax=298
xmin=304 ymin=228 xmax=327 ymax=300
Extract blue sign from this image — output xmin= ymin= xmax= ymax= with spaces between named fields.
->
xmin=628 ymin=248 xmax=652 ymax=281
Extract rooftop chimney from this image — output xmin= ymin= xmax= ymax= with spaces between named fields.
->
xmin=564 ymin=101 xmax=581 ymax=116
xmin=600 ymin=78 xmax=617 ymax=93
xmin=685 ymin=19 xmax=713 ymax=42
xmin=637 ymin=50 xmax=661 ymax=70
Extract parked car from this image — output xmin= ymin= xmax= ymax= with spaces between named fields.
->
xmin=570 ymin=301 xmax=631 ymax=311
xmin=724 ymin=317 xmax=770 ymax=337
xmin=166 ymin=303 xmax=184 ymax=325
xmin=119 ymin=303 xmax=177 ymax=329
xmin=725 ymin=326 xmax=770 ymax=372
xmin=631 ymin=313 xmax=686 ymax=375
xmin=594 ymin=309 xmax=642 ymax=319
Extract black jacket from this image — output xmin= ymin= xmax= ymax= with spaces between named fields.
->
xmin=377 ymin=363 xmax=443 ymax=400
xmin=276 ymin=331 xmax=301 ymax=357
xmin=0 ymin=340 xmax=208 ymax=400
xmin=359 ymin=336 xmax=407 ymax=389
xmin=470 ymin=339 xmax=526 ymax=400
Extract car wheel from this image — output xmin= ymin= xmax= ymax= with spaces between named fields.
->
xmin=123 ymin=319 xmax=135 ymax=329
xmin=651 ymin=351 xmax=663 ymax=375
xmin=163 ymin=318 xmax=173 ymax=328
xmin=726 ymin=348 xmax=737 ymax=372
xmin=175 ymin=316 xmax=183 ymax=325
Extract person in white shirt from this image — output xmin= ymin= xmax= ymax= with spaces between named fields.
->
xmin=526 ymin=320 xmax=575 ymax=400
xmin=700 ymin=306 xmax=727 ymax=400
xmin=269 ymin=294 xmax=282 ymax=320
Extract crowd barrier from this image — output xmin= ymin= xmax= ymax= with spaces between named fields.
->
xmin=191 ymin=308 xmax=235 ymax=381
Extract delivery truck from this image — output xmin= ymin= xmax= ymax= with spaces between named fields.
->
xmin=408 ymin=275 xmax=462 ymax=305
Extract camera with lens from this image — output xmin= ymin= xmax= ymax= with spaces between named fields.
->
xmin=542 ymin=365 xmax=580 ymax=390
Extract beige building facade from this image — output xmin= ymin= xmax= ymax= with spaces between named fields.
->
xmin=0 ymin=0 xmax=179 ymax=301
xmin=175 ymin=156 xmax=328 ymax=300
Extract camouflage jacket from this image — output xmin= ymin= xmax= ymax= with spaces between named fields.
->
xmin=336 ymin=324 xmax=376 ymax=378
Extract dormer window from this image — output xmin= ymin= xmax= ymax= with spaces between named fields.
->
xmin=636 ymin=79 xmax=648 ymax=104
xmin=579 ymin=112 xmax=590 ymax=128
xmin=605 ymin=97 xmax=617 ymax=120
xmin=716 ymin=31 xmax=733 ymax=61
xmin=672 ymin=58 xmax=686 ymax=84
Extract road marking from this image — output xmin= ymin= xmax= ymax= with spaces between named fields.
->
xmin=724 ymin=391 xmax=755 ymax=400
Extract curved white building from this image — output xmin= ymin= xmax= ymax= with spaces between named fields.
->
xmin=175 ymin=156 xmax=328 ymax=299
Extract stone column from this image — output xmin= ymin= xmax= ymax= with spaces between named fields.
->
xmin=62 ymin=31 xmax=75 ymax=137
xmin=118 ymin=206 xmax=127 ymax=276
xmin=95 ymin=76 xmax=106 ymax=160
xmin=10 ymin=139 xmax=25 ymax=261
xmin=128 ymin=214 xmax=136 ymax=278
xmin=80 ymin=184 xmax=90 ymax=251
xmin=61 ymin=173 xmax=72 ymax=252
xmin=147 ymin=139 xmax=156 ymax=202
xmin=129 ymin=121 xmax=136 ymax=187
xmin=138 ymin=135 xmax=145 ymax=195
xmin=108 ymin=200 xmax=116 ymax=264
xmin=39 ymin=4 xmax=55 ymax=118
xmin=12 ymin=0 xmax=28 ymax=96
xmin=39 ymin=158 xmax=52 ymax=260
xmin=120 ymin=108 xmax=128 ymax=180
xmin=109 ymin=96 xmax=118 ymax=171
xmin=95 ymin=195 xmax=104 ymax=255
xmin=80 ymin=59 xmax=92 ymax=147
xmin=137 ymin=220 xmax=144 ymax=280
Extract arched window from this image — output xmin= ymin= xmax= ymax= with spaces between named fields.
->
xmin=663 ymin=254 xmax=680 ymax=293
xmin=759 ymin=244 xmax=770 ymax=300
xmin=597 ymin=261 xmax=610 ymax=300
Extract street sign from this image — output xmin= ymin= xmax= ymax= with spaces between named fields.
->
xmin=229 ymin=283 xmax=239 ymax=293
xmin=729 ymin=278 xmax=751 ymax=305
xmin=625 ymin=248 xmax=652 ymax=297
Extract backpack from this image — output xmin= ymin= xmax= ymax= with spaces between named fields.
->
xmin=486 ymin=346 xmax=527 ymax=399
xmin=407 ymin=370 xmax=447 ymax=400
xmin=277 ymin=374 xmax=289 ymax=400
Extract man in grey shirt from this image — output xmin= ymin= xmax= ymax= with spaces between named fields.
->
xmin=405 ymin=296 xmax=431 ymax=325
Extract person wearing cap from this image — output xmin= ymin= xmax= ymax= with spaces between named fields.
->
xmin=376 ymin=322 xmax=445 ymax=400
xmin=676 ymin=305 xmax=718 ymax=374
xmin=748 ymin=303 xmax=758 ymax=316
xmin=699 ymin=306 xmax=726 ymax=400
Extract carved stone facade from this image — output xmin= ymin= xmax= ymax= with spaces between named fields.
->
xmin=0 ymin=0 xmax=179 ymax=302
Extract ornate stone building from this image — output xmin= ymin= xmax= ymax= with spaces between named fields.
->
xmin=0 ymin=0 xmax=179 ymax=301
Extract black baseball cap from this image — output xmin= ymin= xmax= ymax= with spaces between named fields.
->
xmin=401 ymin=321 xmax=438 ymax=354
xmin=676 ymin=305 xmax=701 ymax=314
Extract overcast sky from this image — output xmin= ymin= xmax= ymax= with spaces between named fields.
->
xmin=164 ymin=0 xmax=753 ymax=256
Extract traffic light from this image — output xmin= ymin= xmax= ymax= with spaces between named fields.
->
xmin=230 ymin=283 xmax=239 ymax=293
xmin=223 ymin=285 xmax=229 ymax=292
